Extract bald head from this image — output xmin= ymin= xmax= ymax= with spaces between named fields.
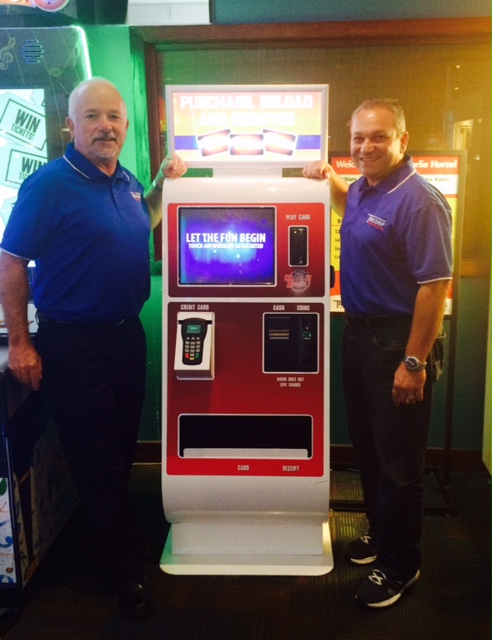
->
xmin=68 ymin=77 xmax=127 ymax=120
xmin=66 ymin=77 xmax=129 ymax=174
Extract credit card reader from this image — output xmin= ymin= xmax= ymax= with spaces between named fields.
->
xmin=174 ymin=312 xmax=214 ymax=379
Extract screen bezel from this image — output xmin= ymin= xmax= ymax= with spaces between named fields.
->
xmin=177 ymin=205 xmax=277 ymax=287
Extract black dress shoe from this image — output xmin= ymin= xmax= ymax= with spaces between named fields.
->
xmin=117 ymin=575 xmax=152 ymax=619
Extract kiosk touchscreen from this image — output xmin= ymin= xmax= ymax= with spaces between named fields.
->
xmin=161 ymin=85 xmax=333 ymax=575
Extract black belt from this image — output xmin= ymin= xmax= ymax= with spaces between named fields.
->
xmin=37 ymin=312 xmax=130 ymax=326
xmin=344 ymin=313 xmax=412 ymax=329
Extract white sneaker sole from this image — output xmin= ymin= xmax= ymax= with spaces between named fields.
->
xmin=359 ymin=570 xmax=421 ymax=609
xmin=349 ymin=555 xmax=378 ymax=566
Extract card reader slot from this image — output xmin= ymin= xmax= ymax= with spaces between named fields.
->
xmin=268 ymin=329 xmax=290 ymax=340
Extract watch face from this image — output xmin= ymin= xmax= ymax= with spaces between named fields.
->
xmin=32 ymin=0 xmax=71 ymax=11
xmin=404 ymin=356 xmax=425 ymax=371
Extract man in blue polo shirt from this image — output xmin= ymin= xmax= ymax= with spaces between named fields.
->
xmin=303 ymin=98 xmax=452 ymax=609
xmin=0 ymin=77 xmax=186 ymax=618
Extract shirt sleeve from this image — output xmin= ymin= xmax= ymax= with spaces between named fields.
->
xmin=404 ymin=192 xmax=453 ymax=284
xmin=1 ymin=171 xmax=57 ymax=261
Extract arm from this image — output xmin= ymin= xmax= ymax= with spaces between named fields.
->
xmin=144 ymin=155 xmax=187 ymax=230
xmin=392 ymin=279 xmax=450 ymax=406
xmin=0 ymin=251 xmax=42 ymax=389
xmin=302 ymin=161 xmax=349 ymax=217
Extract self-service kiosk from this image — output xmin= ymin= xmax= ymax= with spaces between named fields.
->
xmin=161 ymin=85 xmax=333 ymax=575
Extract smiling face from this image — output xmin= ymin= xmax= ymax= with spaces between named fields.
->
xmin=66 ymin=80 xmax=129 ymax=175
xmin=350 ymin=106 xmax=409 ymax=187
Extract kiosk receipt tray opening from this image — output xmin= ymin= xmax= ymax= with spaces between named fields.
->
xmin=179 ymin=414 xmax=312 ymax=459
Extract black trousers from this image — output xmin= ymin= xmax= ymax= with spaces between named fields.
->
xmin=342 ymin=320 xmax=435 ymax=581
xmin=35 ymin=316 xmax=147 ymax=580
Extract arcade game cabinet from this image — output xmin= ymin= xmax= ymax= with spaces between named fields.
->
xmin=0 ymin=26 xmax=90 ymax=608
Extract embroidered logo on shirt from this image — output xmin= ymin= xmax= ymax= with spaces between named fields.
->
xmin=131 ymin=192 xmax=141 ymax=202
xmin=366 ymin=214 xmax=386 ymax=231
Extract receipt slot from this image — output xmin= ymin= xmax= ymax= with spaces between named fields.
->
xmin=160 ymin=83 xmax=332 ymax=576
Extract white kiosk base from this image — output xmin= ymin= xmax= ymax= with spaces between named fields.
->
xmin=161 ymin=520 xmax=333 ymax=576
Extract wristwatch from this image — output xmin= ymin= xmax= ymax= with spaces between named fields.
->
xmin=403 ymin=356 xmax=427 ymax=372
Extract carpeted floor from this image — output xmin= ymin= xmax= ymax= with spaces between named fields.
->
xmin=0 ymin=466 xmax=490 ymax=640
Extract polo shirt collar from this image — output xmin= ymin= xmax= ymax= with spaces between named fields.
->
xmin=63 ymin=142 xmax=129 ymax=182
xmin=356 ymin=154 xmax=416 ymax=195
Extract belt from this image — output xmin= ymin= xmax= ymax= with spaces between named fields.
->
xmin=344 ymin=313 xmax=413 ymax=329
xmin=37 ymin=312 xmax=130 ymax=326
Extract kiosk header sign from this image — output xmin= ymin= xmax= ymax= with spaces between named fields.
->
xmin=166 ymin=84 xmax=328 ymax=168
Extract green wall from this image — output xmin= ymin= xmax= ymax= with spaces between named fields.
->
xmin=84 ymin=25 xmax=490 ymax=453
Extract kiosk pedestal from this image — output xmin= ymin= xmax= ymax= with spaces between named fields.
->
xmin=161 ymin=175 xmax=333 ymax=576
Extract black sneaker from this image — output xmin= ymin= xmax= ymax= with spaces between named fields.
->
xmin=345 ymin=534 xmax=377 ymax=565
xmin=117 ymin=575 xmax=152 ymax=619
xmin=356 ymin=568 xmax=420 ymax=609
